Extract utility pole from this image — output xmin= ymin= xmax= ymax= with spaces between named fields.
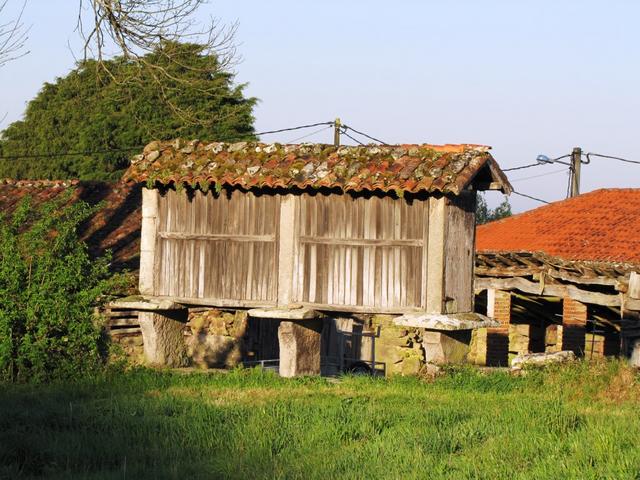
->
xmin=334 ymin=118 xmax=341 ymax=147
xmin=570 ymin=147 xmax=582 ymax=197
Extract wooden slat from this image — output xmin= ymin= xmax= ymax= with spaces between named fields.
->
xmin=158 ymin=232 xmax=275 ymax=242
xmin=155 ymin=189 xmax=279 ymax=303
xmin=295 ymin=193 xmax=425 ymax=310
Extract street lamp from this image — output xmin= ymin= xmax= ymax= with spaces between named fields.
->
xmin=535 ymin=148 xmax=585 ymax=198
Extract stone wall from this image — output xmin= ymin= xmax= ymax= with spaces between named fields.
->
xmin=110 ymin=332 xmax=144 ymax=364
xmin=185 ymin=309 xmax=248 ymax=368
xmin=370 ymin=315 xmax=424 ymax=376
xmin=120 ymin=308 xmax=491 ymax=375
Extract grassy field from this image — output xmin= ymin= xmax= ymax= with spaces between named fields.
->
xmin=1 ymin=361 xmax=640 ymax=479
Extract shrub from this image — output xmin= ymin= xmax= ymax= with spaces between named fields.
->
xmin=0 ymin=194 xmax=118 ymax=382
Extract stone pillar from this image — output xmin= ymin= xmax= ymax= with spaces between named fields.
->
xmin=486 ymin=289 xmax=511 ymax=366
xmin=422 ymin=330 xmax=472 ymax=364
xmin=629 ymin=338 xmax=640 ymax=367
xmin=139 ymin=310 xmax=189 ymax=367
xmin=545 ymin=324 xmax=563 ymax=353
xmin=562 ymin=297 xmax=587 ymax=356
xmin=278 ymin=319 xmax=323 ymax=377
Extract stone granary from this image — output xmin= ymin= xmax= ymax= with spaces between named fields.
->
xmin=125 ymin=139 xmax=512 ymax=376
xmin=474 ymin=189 xmax=640 ymax=366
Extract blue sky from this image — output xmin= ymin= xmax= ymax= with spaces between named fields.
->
xmin=1 ymin=0 xmax=639 ymax=211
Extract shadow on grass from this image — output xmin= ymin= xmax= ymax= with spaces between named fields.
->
xmin=0 ymin=362 xmax=637 ymax=479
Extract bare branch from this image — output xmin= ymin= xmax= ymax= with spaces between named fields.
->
xmin=0 ymin=0 xmax=30 ymax=68
xmin=74 ymin=0 xmax=241 ymax=126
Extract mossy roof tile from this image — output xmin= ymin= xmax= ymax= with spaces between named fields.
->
xmin=126 ymin=140 xmax=511 ymax=195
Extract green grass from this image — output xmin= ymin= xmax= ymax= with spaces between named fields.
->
xmin=2 ymin=361 xmax=640 ymax=479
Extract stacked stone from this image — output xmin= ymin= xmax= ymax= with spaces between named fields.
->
xmin=545 ymin=324 xmax=563 ymax=352
xmin=371 ymin=315 xmax=424 ymax=376
xmin=186 ymin=309 xmax=248 ymax=368
xmin=111 ymin=333 xmax=144 ymax=363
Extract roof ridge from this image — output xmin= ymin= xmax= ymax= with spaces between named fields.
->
xmin=129 ymin=139 xmax=509 ymax=195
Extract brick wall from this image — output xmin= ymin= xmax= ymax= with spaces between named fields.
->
xmin=562 ymin=297 xmax=587 ymax=356
xmin=486 ymin=289 xmax=511 ymax=366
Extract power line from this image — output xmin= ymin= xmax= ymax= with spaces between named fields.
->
xmin=285 ymin=125 xmax=333 ymax=143
xmin=509 ymin=168 xmax=567 ymax=182
xmin=340 ymin=129 xmax=366 ymax=146
xmin=342 ymin=124 xmax=389 ymax=145
xmin=512 ymin=191 xmax=550 ymax=204
xmin=0 ymin=145 xmax=144 ymax=160
xmin=255 ymin=121 xmax=334 ymax=137
xmin=586 ymin=152 xmax=640 ymax=165
xmin=502 ymin=163 xmax=543 ymax=172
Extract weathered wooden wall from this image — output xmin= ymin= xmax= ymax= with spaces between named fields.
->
xmin=154 ymin=189 xmax=280 ymax=303
xmin=143 ymin=187 xmax=477 ymax=314
xmin=444 ymin=191 xmax=477 ymax=313
xmin=293 ymin=192 xmax=426 ymax=311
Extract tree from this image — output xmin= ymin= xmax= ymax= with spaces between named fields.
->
xmin=0 ymin=41 xmax=256 ymax=181
xmin=476 ymin=193 xmax=512 ymax=225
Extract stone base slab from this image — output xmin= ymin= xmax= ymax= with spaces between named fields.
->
xmin=248 ymin=307 xmax=319 ymax=320
xmin=394 ymin=312 xmax=499 ymax=331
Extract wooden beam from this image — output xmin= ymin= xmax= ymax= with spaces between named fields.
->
xmin=158 ymin=232 xmax=275 ymax=242
xmin=298 ymin=236 xmax=423 ymax=247
xmin=144 ymin=295 xmax=277 ymax=309
xmin=546 ymin=270 xmax=620 ymax=287
xmin=475 ymin=266 xmax=536 ymax=277
xmin=475 ymin=276 xmax=622 ymax=308
xmin=629 ymin=272 xmax=640 ymax=299
xmin=139 ymin=188 xmax=159 ymax=296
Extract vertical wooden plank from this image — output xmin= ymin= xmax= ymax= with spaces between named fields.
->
xmin=420 ymin=199 xmax=429 ymax=308
xmin=443 ymin=191 xmax=476 ymax=313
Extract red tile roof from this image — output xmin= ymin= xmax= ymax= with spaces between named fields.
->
xmin=0 ymin=179 xmax=141 ymax=271
xmin=476 ymin=189 xmax=640 ymax=264
xmin=125 ymin=140 xmax=512 ymax=195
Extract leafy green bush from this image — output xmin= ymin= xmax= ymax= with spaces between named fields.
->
xmin=0 ymin=194 xmax=118 ymax=382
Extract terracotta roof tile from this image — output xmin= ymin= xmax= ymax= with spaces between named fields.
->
xmin=476 ymin=189 xmax=640 ymax=264
xmin=0 ymin=179 xmax=141 ymax=271
xmin=125 ymin=139 xmax=512 ymax=195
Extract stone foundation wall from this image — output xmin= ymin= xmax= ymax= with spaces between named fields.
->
xmin=185 ymin=309 xmax=248 ymax=368
xmin=111 ymin=332 xmax=145 ymax=364
xmin=120 ymin=308 xmax=490 ymax=374
xmin=370 ymin=315 xmax=423 ymax=376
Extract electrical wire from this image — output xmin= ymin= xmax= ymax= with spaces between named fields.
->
xmin=285 ymin=125 xmax=333 ymax=143
xmin=341 ymin=124 xmax=389 ymax=145
xmin=512 ymin=191 xmax=550 ymax=204
xmin=509 ymin=168 xmax=567 ymax=182
xmin=255 ymin=121 xmax=334 ymax=137
xmin=502 ymin=163 xmax=543 ymax=172
xmin=0 ymin=145 xmax=145 ymax=160
xmin=340 ymin=129 xmax=366 ymax=146
xmin=0 ymin=121 xmax=336 ymax=160
xmin=586 ymin=152 xmax=640 ymax=165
